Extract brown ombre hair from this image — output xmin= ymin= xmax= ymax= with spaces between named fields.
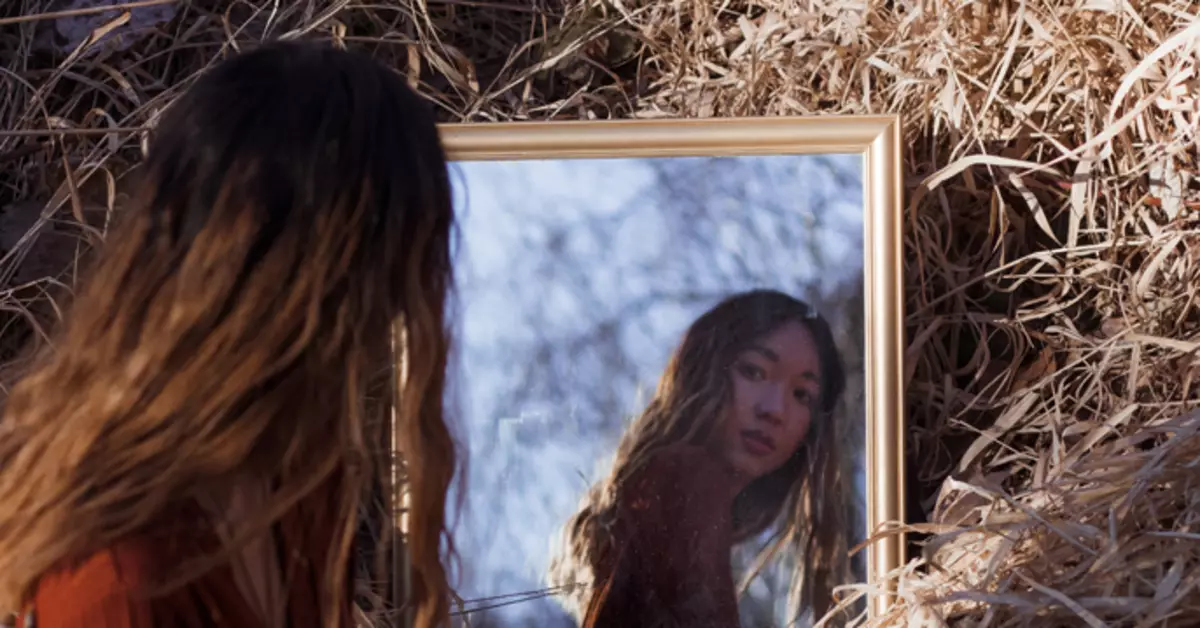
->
xmin=0 ymin=41 xmax=458 ymax=628
xmin=549 ymin=289 xmax=850 ymax=624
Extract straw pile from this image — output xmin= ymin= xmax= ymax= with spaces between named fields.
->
xmin=3 ymin=0 xmax=1200 ymax=626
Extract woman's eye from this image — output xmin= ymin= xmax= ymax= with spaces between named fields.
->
xmin=793 ymin=389 xmax=814 ymax=404
xmin=736 ymin=363 xmax=765 ymax=380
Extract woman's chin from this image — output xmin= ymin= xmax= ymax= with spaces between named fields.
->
xmin=725 ymin=451 xmax=772 ymax=483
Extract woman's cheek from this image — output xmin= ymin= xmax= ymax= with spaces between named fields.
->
xmin=727 ymin=378 xmax=752 ymax=422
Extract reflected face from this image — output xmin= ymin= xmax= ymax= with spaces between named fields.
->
xmin=713 ymin=321 xmax=822 ymax=482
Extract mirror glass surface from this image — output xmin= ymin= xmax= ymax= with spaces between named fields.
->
xmin=448 ymin=154 xmax=867 ymax=628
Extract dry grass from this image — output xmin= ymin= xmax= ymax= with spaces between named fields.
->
xmin=3 ymin=0 xmax=1200 ymax=626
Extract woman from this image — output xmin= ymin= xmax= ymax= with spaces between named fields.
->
xmin=548 ymin=289 xmax=850 ymax=627
xmin=0 ymin=41 xmax=458 ymax=627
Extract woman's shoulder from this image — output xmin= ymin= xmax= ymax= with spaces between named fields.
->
xmin=622 ymin=444 xmax=737 ymax=509
xmin=641 ymin=443 xmax=735 ymax=484
xmin=26 ymin=536 xmax=166 ymax=625
xmin=39 ymin=504 xmax=214 ymax=591
xmin=28 ymin=530 xmax=261 ymax=627
xmin=46 ymin=536 xmax=164 ymax=591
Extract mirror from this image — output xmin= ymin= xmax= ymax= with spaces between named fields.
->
xmin=419 ymin=117 xmax=903 ymax=627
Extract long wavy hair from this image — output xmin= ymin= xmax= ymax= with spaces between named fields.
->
xmin=548 ymin=289 xmax=850 ymax=624
xmin=0 ymin=41 xmax=458 ymax=628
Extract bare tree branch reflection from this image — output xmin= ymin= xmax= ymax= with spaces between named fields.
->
xmin=453 ymin=154 xmax=865 ymax=627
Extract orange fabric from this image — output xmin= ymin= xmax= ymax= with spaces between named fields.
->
xmin=582 ymin=444 xmax=742 ymax=628
xmin=23 ymin=534 xmax=240 ymax=627
xmin=17 ymin=484 xmax=353 ymax=628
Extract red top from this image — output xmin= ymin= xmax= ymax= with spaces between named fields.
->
xmin=582 ymin=444 xmax=742 ymax=628
xmin=15 ymin=482 xmax=353 ymax=628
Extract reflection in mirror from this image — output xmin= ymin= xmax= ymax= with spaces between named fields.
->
xmin=449 ymin=154 xmax=866 ymax=627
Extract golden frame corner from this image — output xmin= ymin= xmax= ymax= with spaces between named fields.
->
xmin=399 ymin=114 xmax=906 ymax=622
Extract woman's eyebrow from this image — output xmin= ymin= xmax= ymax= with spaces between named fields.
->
xmin=745 ymin=345 xmax=819 ymax=381
xmin=747 ymin=344 xmax=780 ymax=362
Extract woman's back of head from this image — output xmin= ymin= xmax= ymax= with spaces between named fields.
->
xmin=0 ymin=40 xmax=457 ymax=627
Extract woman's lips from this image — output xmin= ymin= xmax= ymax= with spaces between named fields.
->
xmin=740 ymin=430 xmax=776 ymax=457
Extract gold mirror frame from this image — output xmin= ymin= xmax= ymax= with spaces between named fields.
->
xmin=394 ymin=114 xmax=905 ymax=622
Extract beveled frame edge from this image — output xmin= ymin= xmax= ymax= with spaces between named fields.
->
xmin=402 ymin=114 xmax=906 ymax=620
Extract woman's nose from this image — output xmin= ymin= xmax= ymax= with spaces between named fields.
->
xmin=754 ymin=385 xmax=785 ymax=423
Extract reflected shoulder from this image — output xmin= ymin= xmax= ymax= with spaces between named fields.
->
xmin=640 ymin=444 xmax=734 ymax=491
